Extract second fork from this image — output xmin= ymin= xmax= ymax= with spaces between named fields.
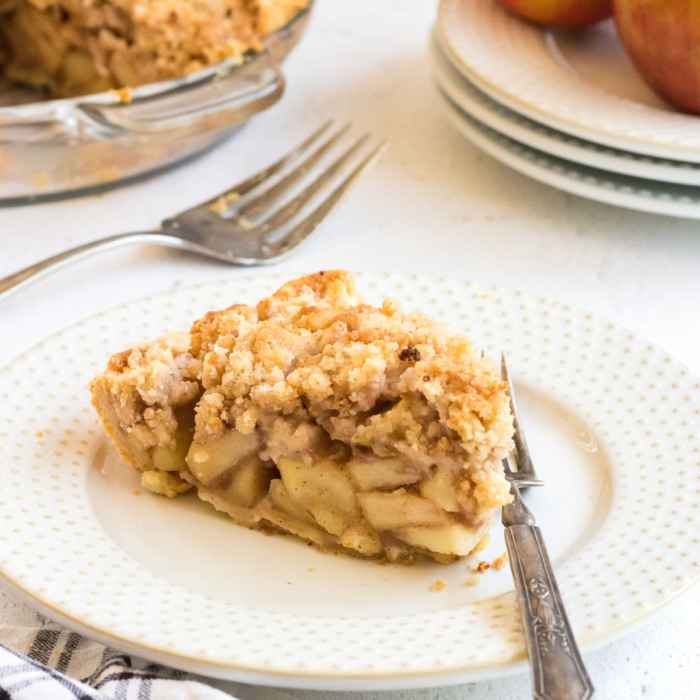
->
xmin=0 ymin=121 xmax=386 ymax=301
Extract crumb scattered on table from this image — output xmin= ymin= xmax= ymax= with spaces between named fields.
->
xmin=471 ymin=553 xmax=507 ymax=575
xmin=430 ymin=579 xmax=446 ymax=592
xmin=237 ymin=215 xmax=254 ymax=230
xmin=113 ymin=87 xmax=133 ymax=104
xmin=473 ymin=533 xmax=490 ymax=554
xmin=492 ymin=552 xmax=508 ymax=570
xmin=464 ymin=576 xmax=479 ymax=587
xmin=32 ymin=172 xmax=50 ymax=189
xmin=209 ymin=191 xmax=240 ymax=214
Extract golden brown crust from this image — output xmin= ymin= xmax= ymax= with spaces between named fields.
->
xmin=90 ymin=376 xmax=151 ymax=470
xmin=89 ymin=332 xmax=200 ymax=469
xmin=257 ymin=270 xmax=361 ymax=320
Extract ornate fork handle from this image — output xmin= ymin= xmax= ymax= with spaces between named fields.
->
xmin=503 ymin=490 xmax=594 ymax=700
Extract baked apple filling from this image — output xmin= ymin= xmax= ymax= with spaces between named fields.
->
xmin=178 ymin=417 xmax=494 ymax=561
xmin=90 ymin=271 xmax=514 ymax=563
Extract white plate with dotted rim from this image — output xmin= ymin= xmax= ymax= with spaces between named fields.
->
xmin=1 ymin=271 xmax=699 ymax=691
xmin=439 ymin=91 xmax=700 ymax=219
xmin=429 ymin=34 xmax=700 ymax=187
xmin=436 ymin=0 xmax=700 ymax=162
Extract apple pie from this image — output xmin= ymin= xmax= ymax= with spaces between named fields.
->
xmin=0 ymin=0 xmax=307 ymax=97
xmin=90 ymin=272 xmax=514 ymax=563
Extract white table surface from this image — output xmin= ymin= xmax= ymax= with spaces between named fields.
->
xmin=1 ymin=1 xmax=699 ymax=698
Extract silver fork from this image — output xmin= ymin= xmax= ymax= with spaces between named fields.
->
xmin=502 ymin=354 xmax=544 ymax=490
xmin=501 ymin=354 xmax=594 ymax=700
xmin=0 ymin=120 xmax=386 ymax=301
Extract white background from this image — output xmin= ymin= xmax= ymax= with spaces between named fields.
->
xmin=1 ymin=1 xmax=699 ymax=698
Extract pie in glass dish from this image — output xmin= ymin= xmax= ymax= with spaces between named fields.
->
xmin=90 ymin=272 xmax=514 ymax=563
xmin=0 ymin=0 xmax=307 ymax=97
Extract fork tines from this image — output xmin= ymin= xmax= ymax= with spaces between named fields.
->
xmin=501 ymin=353 xmax=544 ymax=488
xmin=200 ymin=120 xmax=387 ymax=256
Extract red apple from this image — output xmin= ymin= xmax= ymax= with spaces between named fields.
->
xmin=496 ymin=0 xmax=613 ymax=27
xmin=615 ymin=0 xmax=700 ymax=114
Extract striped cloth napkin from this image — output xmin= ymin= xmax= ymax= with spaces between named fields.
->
xmin=0 ymin=623 xmax=236 ymax=700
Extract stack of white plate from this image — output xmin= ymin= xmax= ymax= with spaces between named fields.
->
xmin=432 ymin=0 xmax=700 ymax=219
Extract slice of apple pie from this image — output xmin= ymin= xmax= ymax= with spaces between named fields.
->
xmin=90 ymin=272 xmax=514 ymax=563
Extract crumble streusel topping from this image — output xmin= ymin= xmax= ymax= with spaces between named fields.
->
xmin=194 ymin=271 xmax=514 ymax=517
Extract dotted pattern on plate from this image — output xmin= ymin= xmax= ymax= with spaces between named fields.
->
xmin=0 ymin=271 xmax=699 ymax=677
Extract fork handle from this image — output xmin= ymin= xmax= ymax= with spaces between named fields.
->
xmin=0 ymin=231 xmax=187 ymax=301
xmin=505 ymin=520 xmax=594 ymax=700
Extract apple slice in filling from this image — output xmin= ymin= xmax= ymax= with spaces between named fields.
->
xmin=393 ymin=522 xmax=486 ymax=556
xmin=151 ymin=404 xmax=195 ymax=472
xmin=184 ymin=425 xmax=488 ymax=561
xmin=257 ymin=478 xmax=337 ymax=548
xmin=216 ymin=454 xmax=274 ymax=509
xmin=348 ymin=456 xmax=422 ymax=491
xmin=357 ymin=489 xmax=450 ymax=531
xmin=186 ymin=430 xmax=260 ymax=485
xmin=276 ymin=456 xmax=359 ymax=537
xmin=275 ymin=456 xmax=383 ymax=555
xmin=419 ymin=464 xmax=461 ymax=512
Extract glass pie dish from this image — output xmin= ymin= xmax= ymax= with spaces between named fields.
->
xmin=0 ymin=4 xmax=312 ymax=204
